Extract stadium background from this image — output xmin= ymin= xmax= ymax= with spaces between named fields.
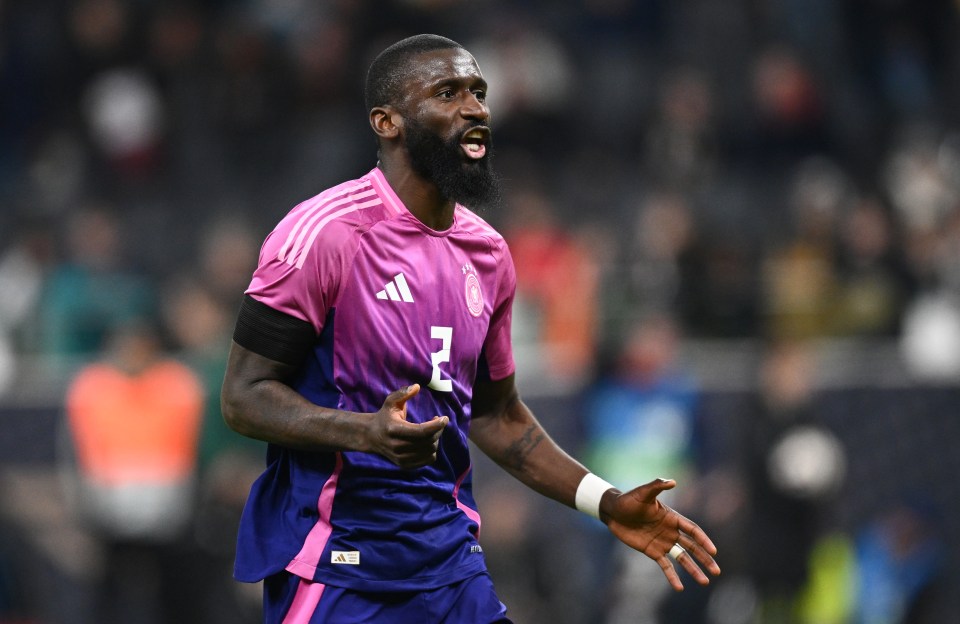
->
xmin=2 ymin=1 xmax=960 ymax=622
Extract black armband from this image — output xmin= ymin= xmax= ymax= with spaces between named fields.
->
xmin=232 ymin=295 xmax=317 ymax=365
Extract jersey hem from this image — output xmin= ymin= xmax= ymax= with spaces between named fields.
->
xmin=286 ymin=557 xmax=488 ymax=592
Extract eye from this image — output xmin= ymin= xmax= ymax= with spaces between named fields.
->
xmin=472 ymin=89 xmax=487 ymax=102
xmin=437 ymin=89 xmax=455 ymax=100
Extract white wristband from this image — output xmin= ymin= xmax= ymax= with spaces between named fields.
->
xmin=575 ymin=473 xmax=614 ymax=520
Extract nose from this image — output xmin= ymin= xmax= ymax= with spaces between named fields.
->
xmin=461 ymin=93 xmax=489 ymax=122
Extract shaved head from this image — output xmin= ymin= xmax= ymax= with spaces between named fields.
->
xmin=364 ymin=34 xmax=465 ymax=111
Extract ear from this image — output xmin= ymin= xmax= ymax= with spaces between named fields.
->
xmin=370 ymin=106 xmax=402 ymax=140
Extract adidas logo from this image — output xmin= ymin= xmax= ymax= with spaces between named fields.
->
xmin=331 ymin=551 xmax=360 ymax=565
xmin=376 ymin=273 xmax=414 ymax=302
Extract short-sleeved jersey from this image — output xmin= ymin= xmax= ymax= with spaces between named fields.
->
xmin=234 ymin=167 xmax=517 ymax=592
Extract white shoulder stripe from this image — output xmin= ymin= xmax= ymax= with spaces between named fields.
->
xmin=282 ymin=189 xmax=377 ymax=264
xmin=279 ymin=184 xmax=375 ymax=263
xmin=290 ymin=197 xmax=383 ymax=268
xmin=277 ymin=182 xmax=374 ymax=263
xmin=369 ymin=170 xmax=405 ymax=215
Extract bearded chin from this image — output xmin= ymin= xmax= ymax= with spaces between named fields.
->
xmin=405 ymin=121 xmax=502 ymax=212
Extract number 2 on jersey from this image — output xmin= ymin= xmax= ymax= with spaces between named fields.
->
xmin=428 ymin=326 xmax=453 ymax=392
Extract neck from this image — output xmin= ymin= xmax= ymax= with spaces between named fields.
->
xmin=378 ymin=161 xmax=455 ymax=231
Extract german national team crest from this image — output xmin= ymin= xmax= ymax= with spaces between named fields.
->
xmin=462 ymin=263 xmax=484 ymax=317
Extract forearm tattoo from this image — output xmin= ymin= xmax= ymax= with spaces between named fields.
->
xmin=502 ymin=425 xmax=545 ymax=471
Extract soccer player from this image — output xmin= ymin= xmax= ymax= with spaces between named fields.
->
xmin=221 ymin=34 xmax=720 ymax=623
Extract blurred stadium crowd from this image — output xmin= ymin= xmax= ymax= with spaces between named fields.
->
xmin=2 ymin=1 xmax=960 ymax=623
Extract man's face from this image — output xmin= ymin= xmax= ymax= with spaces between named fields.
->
xmin=399 ymin=48 xmax=501 ymax=210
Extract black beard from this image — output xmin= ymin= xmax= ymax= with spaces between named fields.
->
xmin=403 ymin=118 xmax=502 ymax=212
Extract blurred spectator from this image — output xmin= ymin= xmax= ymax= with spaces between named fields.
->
xmin=160 ymin=273 xmax=263 ymax=624
xmin=851 ymin=499 xmax=947 ymax=624
xmin=761 ymin=157 xmax=849 ymax=339
xmin=194 ymin=217 xmax=261 ymax=309
xmin=887 ymin=129 xmax=960 ymax=380
xmin=503 ymin=183 xmax=600 ymax=380
xmin=642 ymin=67 xmax=719 ymax=193
xmin=831 ymin=195 xmax=916 ymax=337
xmin=61 ymin=320 xmax=204 ymax=624
xmin=602 ymin=191 xmax=736 ymax=344
xmin=795 ymin=497 xmax=952 ymax=624
xmin=36 ymin=204 xmax=155 ymax=364
xmin=793 ymin=530 xmax=858 ymax=624
xmin=884 ymin=125 xmax=959 ymax=238
xmin=67 ymin=0 xmax=132 ymax=61
xmin=147 ymin=2 xmax=206 ymax=74
xmin=81 ymin=66 xmax=166 ymax=181
xmin=900 ymin=291 xmax=960 ymax=381
xmin=679 ymin=232 xmax=762 ymax=339
xmin=208 ymin=9 xmax=294 ymax=193
xmin=740 ymin=46 xmax=830 ymax=169
xmin=159 ymin=218 xmax=263 ymax=623
xmin=579 ymin=314 xmax=701 ymax=623
xmin=738 ymin=340 xmax=846 ymax=623
xmin=0 ymin=219 xmax=53 ymax=396
xmin=584 ymin=314 xmax=700 ymax=509
xmin=467 ymin=18 xmax=573 ymax=153
xmin=160 ymin=272 xmax=262 ymax=473
xmin=888 ymin=130 xmax=960 ymax=300
xmin=284 ymin=8 xmax=355 ymax=110
xmin=61 ymin=0 xmax=138 ymax=104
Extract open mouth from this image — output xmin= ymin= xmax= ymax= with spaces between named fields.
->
xmin=460 ymin=127 xmax=489 ymax=160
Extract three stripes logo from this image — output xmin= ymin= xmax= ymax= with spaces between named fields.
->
xmin=331 ymin=551 xmax=360 ymax=565
xmin=376 ymin=273 xmax=414 ymax=303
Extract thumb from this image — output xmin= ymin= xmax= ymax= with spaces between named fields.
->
xmin=640 ymin=477 xmax=677 ymax=502
xmin=387 ymin=384 xmax=420 ymax=420
xmin=421 ymin=414 xmax=450 ymax=434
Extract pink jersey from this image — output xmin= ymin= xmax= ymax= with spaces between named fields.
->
xmin=235 ymin=167 xmax=517 ymax=591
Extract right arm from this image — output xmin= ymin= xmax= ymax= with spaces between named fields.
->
xmin=220 ymin=340 xmax=448 ymax=469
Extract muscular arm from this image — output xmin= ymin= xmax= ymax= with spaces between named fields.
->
xmin=468 ymin=373 xmax=588 ymax=506
xmin=470 ymin=372 xmax=720 ymax=590
xmin=220 ymin=341 xmax=447 ymax=468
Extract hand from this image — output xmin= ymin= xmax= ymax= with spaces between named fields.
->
xmin=602 ymin=478 xmax=720 ymax=591
xmin=368 ymin=384 xmax=448 ymax=469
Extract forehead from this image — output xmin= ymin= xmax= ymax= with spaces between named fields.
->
xmin=403 ymin=48 xmax=483 ymax=91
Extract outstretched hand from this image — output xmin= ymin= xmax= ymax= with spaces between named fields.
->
xmin=369 ymin=384 xmax=448 ymax=469
xmin=603 ymin=478 xmax=720 ymax=591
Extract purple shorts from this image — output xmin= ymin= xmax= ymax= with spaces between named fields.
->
xmin=263 ymin=571 xmax=513 ymax=624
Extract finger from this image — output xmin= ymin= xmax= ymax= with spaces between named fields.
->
xmin=678 ymin=515 xmax=718 ymax=556
xmin=422 ymin=415 xmax=449 ymax=436
xmin=669 ymin=543 xmax=712 ymax=586
xmin=394 ymin=422 xmax=445 ymax=450
xmin=393 ymin=437 xmax=443 ymax=468
xmin=396 ymin=456 xmax=434 ymax=470
xmin=677 ymin=533 xmax=720 ymax=576
xmin=392 ymin=415 xmax=449 ymax=440
xmin=656 ymin=554 xmax=685 ymax=592
xmin=395 ymin=450 xmax=439 ymax=469
xmin=677 ymin=533 xmax=721 ymax=577
xmin=393 ymin=435 xmax=439 ymax=453
xmin=386 ymin=384 xmax=420 ymax=414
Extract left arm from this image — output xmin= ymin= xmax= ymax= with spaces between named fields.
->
xmin=468 ymin=373 xmax=587 ymax=504
xmin=469 ymin=373 xmax=721 ymax=591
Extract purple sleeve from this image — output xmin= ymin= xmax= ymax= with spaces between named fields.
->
xmin=483 ymin=241 xmax=517 ymax=381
